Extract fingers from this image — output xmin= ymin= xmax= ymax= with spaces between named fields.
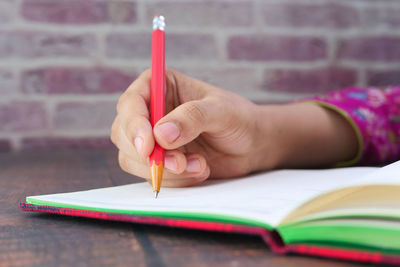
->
xmin=112 ymin=68 xmax=220 ymax=187
xmin=117 ymin=69 xmax=151 ymax=118
xmin=164 ymin=149 xmax=187 ymax=174
xmin=145 ymin=169 xmax=209 ymax=187
xmin=116 ymin=70 xmax=154 ymax=158
xmin=154 ymin=98 xmax=227 ymax=150
xmin=111 ymin=117 xmax=151 ymax=166
xmin=118 ymin=150 xmax=210 ymax=187
xmin=116 ymin=68 xmax=218 ymax=155
xmin=125 ymin=116 xmax=154 ymax=158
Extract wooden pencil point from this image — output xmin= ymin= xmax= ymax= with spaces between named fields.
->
xmin=150 ymin=161 xmax=164 ymax=196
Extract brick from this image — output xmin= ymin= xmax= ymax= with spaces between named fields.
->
xmin=0 ymin=32 xmax=96 ymax=59
xmin=107 ymin=33 xmax=217 ymax=60
xmin=181 ymin=67 xmax=260 ymax=93
xmin=106 ymin=33 xmax=150 ymax=59
xmin=167 ymin=34 xmax=217 ymax=61
xmin=53 ymin=101 xmax=116 ymax=131
xmin=263 ymin=68 xmax=357 ymax=93
xmin=0 ymin=32 xmax=13 ymax=58
xmin=21 ymin=67 xmax=135 ymax=94
xmin=261 ymin=3 xmax=359 ymax=28
xmin=0 ymin=0 xmax=14 ymax=23
xmin=0 ymin=101 xmax=47 ymax=132
xmin=21 ymin=0 xmax=136 ymax=24
xmin=0 ymin=139 xmax=11 ymax=152
xmin=363 ymin=7 xmax=400 ymax=29
xmin=22 ymin=137 xmax=112 ymax=151
xmin=228 ymin=35 xmax=326 ymax=61
xmin=0 ymin=70 xmax=15 ymax=95
xmin=145 ymin=1 xmax=252 ymax=27
xmin=367 ymin=70 xmax=400 ymax=87
xmin=338 ymin=37 xmax=400 ymax=62
xmin=357 ymin=0 xmax=400 ymax=3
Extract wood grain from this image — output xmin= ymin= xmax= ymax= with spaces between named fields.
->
xmin=0 ymin=148 xmax=366 ymax=267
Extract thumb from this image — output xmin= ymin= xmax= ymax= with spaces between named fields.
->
xmin=153 ymin=98 xmax=223 ymax=149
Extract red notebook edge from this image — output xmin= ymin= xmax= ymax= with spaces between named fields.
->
xmin=19 ymin=202 xmax=400 ymax=266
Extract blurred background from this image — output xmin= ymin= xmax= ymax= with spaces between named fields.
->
xmin=0 ymin=0 xmax=399 ymax=152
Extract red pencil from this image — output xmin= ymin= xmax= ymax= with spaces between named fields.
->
xmin=149 ymin=15 xmax=166 ymax=198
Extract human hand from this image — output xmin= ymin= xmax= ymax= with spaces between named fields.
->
xmin=111 ymin=69 xmax=269 ymax=187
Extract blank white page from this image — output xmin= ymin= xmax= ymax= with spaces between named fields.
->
xmin=27 ymin=167 xmax=375 ymax=227
xmin=347 ymin=160 xmax=400 ymax=186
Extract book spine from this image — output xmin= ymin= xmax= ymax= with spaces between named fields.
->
xmin=285 ymin=244 xmax=400 ymax=266
xmin=19 ymin=202 xmax=267 ymax=235
xmin=19 ymin=202 xmax=400 ymax=266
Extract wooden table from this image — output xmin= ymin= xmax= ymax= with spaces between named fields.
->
xmin=0 ymin=148 xmax=366 ymax=267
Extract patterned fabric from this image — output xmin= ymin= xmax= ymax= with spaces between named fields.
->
xmin=307 ymin=86 xmax=400 ymax=166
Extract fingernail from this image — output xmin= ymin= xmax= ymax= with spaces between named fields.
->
xmin=186 ymin=158 xmax=200 ymax=173
xmin=164 ymin=155 xmax=177 ymax=172
xmin=134 ymin=137 xmax=143 ymax=155
xmin=155 ymin=122 xmax=180 ymax=143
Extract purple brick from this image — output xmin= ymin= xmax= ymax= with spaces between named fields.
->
xmin=54 ymin=102 xmax=116 ymax=130
xmin=21 ymin=0 xmax=136 ymax=24
xmin=0 ymin=70 xmax=15 ymax=95
xmin=0 ymin=139 xmax=11 ymax=152
xmin=261 ymin=3 xmax=359 ymax=28
xmin=363 ymin=7 xmax=400 ymax=28
xmin=106 ymin=33 xmax=150 ymax=59
xmin=0 ymin=101 xmax=47 ymax=132
xmin=354 ymin=0 xmax=400 ymax=2
xmin=22 ymin=137 xmax=113 ymax=151
xmin=263 ymin=68 xmax=357 ymax=93
xmin=181 ymin=67 xmax=260 ymax=93
xmin=146 ymin=2 xmax=252 ymax=27
xmin=228 ymin=35 xmax=327 ymax=61
xmin=107 ymin=33 xmax=217 ymax=60
xmin=367 ymin=70 xmax=400 ymax=87
xmin=338 ymin=37 xmax=400 ymax=62
xmin=0 ymin=1 xmax=14 ymax=23
xmin=0 ymin=32 xmax=96 ymax=58
xmin=167 ymin=33 xmax=217 ymax=61
xmin=0 ymin=32 xmax=14 ymax=58
xmin=21 ymin=67 xmax=135 ymax=94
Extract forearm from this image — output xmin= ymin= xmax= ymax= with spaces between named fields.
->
xmin=252 ymin=103 xmax=358 ymax=171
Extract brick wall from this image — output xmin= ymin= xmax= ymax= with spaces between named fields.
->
xmin=1 ymin=0 xmax=400 ymax=152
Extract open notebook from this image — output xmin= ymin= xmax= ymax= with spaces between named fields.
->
xmin=21 ymin=160 xmax=400 ymax=265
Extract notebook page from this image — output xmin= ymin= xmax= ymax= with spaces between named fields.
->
xmin=27 ymin=167 xmax=375 ymax=227
xmin=278 ymin=161 xmax=400 ymax=223
xmin=344 ymin=160 xmax=400 ymax=186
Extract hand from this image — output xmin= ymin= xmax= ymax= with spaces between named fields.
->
xmin=111 ymin=69 xmax=266 ymax=187
xmin=111 ymin=69 xmax=359 ymax=187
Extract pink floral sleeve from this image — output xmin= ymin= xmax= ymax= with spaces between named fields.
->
xmin=306 ymin=86 xmax=400 ymax=166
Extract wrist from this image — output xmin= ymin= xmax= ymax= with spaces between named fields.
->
xmin=250 ymin=102 xmax=359 ymax=171
xmin=251 ymin=104 xmax=286 ymax=172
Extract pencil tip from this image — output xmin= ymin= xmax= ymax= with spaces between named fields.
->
xmin=155 ymin=191 xmax=159 ymax=199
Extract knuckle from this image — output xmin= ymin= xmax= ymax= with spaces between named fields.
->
xmin=111 ymin=117 xmax=118 ymax=133
xmin=110 ymin=134 xmax=117 ymax=147
xmin=183 ymin=102 xmax=206 ymax=124
xmin=110 ymin=130 xmax=118 ymax=146
xmin=165 ymin=68 xmax=178 ymax=92
xmin=141 ymin=68 xmax=151 ymax=78
xmin=116 ymin=94 xmax=126 ymax=114
xmin=125 ymin=118 xmax=136 ymax=138
xmin=165 ymin=67 xmax=174 ymax=74
xmin=118 ymin=152 xmax=130 ymax=173
xmin=110 ymin=119 xmax=119 ymax=145
xmin=165 ymin=68 xmax=178 ymax=79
